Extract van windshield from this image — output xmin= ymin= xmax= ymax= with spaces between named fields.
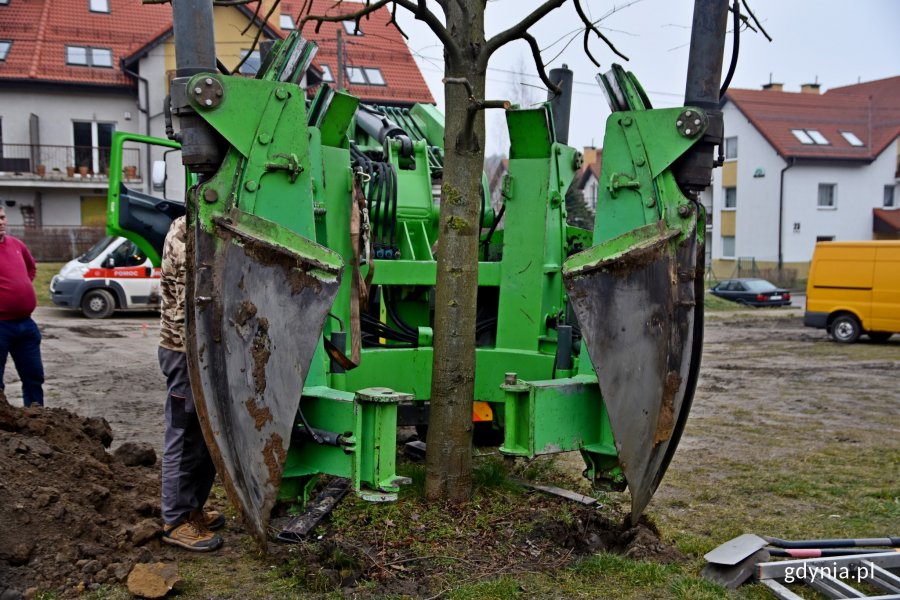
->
xmin=78 ymin=236 xmax=116 ymax=263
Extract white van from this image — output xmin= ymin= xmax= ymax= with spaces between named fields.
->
xmin=49 ymin=236 xmax=161 ymax=318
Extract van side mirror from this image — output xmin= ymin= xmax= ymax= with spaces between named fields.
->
xmin=104 ymin=256 xmax=116 ymax=269
xmin=151 ymin=161 xmax=167 ymax=192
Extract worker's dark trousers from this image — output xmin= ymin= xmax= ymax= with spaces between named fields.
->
xmin=159 ymin=346 xmax=216 ymax=526
xmin=0 ymin=317 xmax=44 ymax=407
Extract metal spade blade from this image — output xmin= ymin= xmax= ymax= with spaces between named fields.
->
xmin=186 ymin=213 xmax=342 ymax=545
xmin=563 ymin=222 xmax=703 ymax=522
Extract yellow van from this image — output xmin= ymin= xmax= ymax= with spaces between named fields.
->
xmin=804 ymin=241 xmax=900 ymax=343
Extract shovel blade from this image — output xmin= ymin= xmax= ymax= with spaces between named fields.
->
xmin=563 ymin=222 xmax=703 ymax=521
xmin=186 ymin=214 xmax=342 ymax=545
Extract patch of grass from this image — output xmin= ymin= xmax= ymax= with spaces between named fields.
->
xmin=704 ymin=293 xmax=753 ymax=311
xmin=34 ymin=262 xmax=65 ymax=306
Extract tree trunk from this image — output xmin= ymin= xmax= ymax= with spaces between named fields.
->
xmin=424 ymin=0 xmax=487 ymax=502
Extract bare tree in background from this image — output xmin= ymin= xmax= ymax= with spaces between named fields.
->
xmin=300 ymin=0 xmax=626 ymax=502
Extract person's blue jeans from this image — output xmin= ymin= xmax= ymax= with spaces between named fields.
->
xmin=0 ymin=317 xmax=44 ymax=407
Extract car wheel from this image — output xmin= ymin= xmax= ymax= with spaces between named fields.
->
xmin=867 ymin=331 xmax=893 ymax=343
xmin=81 ymin=289 xmax=116 ymax=319
xmin=830 ymin=315 xmax=861 ymax=344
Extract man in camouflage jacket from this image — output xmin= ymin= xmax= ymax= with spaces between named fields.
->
xmin=158 ymin=216 xmax=224 ymax=551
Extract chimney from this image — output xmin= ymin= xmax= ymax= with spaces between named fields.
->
xmin=761 ymin=82 xmax=783 ymax=92
xmin=800 ymin=83 xmax=821 ymax=95
xmin=801 ymin=77 xmax=821 ymax=95
xmin=583 ymin=146 xmax=598 ymax=167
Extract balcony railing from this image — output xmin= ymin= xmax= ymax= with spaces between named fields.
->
xmin=0 ymin=144 xmax=142 ymax=181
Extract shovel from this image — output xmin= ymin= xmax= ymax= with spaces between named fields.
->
xmin=706 ymin=534 xmax=900 ymax=565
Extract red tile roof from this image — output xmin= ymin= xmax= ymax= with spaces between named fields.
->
xmin=282 ymin=0 xmax=434 ymax=105
xmin=874 ymin=208 xmax=900 ymax=235
xmin=724 ymin=77 xmax=900 ymax=162
xmin=0 ymin=0 xmax=173 ymax=88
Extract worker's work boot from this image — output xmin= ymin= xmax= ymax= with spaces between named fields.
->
xmin=201 ymin=509 xmax=226 ymax=531
xmin=162 ymin=519 xmax=223 ymax=552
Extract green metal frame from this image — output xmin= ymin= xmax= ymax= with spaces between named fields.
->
xmin=110 ymin=31 xmax=715 ymax=516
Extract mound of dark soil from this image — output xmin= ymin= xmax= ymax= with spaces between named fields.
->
xmin=0 ymin=394 xmax=162 ymax=597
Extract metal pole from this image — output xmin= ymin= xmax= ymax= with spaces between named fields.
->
xmin=170 ymin=0 xmax=223 ymax=174
xmin=547 ymin=65 xmax=573 ymax=145
xmin=674 ymin=0 xmax=729 ymax=193
xmin=336 ymin=28 xmax=344 ymax=90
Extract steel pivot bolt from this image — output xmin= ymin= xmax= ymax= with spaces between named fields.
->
xmin=622 ymin=116 xmax=633 ymax=127
xmin=203 ymin=188 xmax=218 ymax=203
xmin=275 ymin=88 xmax=288 ymax=100
xmin=258 ymin=133 xmax=271 ymax=145
xmin=678 ymin=204 xmax=691 ymax=217
xmin=244 ymin=180 xmax=258 ymax=192
xmin=635 ymin=158 xmax=646 ymax=167
xmin=504 ymin=372 xmax=517 ymax=385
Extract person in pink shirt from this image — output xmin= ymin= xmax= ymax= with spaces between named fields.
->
xmin=0 ymin=206 xmax=43 ymax=407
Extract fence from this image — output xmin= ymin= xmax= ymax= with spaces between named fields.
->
xmin=732 ymin=257 xmax=798 ymax=289
xmin=8 ymin=226 xmax=107 ymax=262
xmin=0 ymin=144 xmax=141 ymax=179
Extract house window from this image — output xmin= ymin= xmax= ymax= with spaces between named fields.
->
xmin=279 ymin=14 xmax=295 ymax=30
xmin=724 ymin=186 xmax=737 ymax=209
xmin=342 ymin=20 xmax=363 ymax=35
xmin=724 ymin=136 xmax=737 ymax=160
xmin=89 ymin=0 xmax=109 ymax=13
xmin=791 ymin=129 xmax=829 ymax=145
xmin=346 ymin=66 xmax=385 ymax=86
xmin=66 ymin=46 xmax=112 ymax=67
xmin=320 ymin=65 xmax=334 ymax=83
xmin=721 ymin=236 xmax=735 ymax=258
xmin=885 ymin=185 xmax=896 ymax=208
xmin=0 ymin=0 xmax=10 ymax=5
xmin=73 ymin=121 xmax=115 ymax=174
xmin=817 ymin=183 xmax=836 ymax=209
xmin=363 ymin=67 xmax=385 ymax=85
xmin=0 ymin=40 xmax=10 ymax=61
xmin=239 ymin=50 xmax=261 ymax=75
xmin=816 ymin=235 xmax=835 ymax=242
xmin=841 ymin=131 xmax=864 ymax=147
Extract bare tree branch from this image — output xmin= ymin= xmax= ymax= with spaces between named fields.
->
xmin=443 ymin=78 xmax=510 ymax=112
xmin=233 ymin=0 xmax=282 ymax=73
xmin=572 ymin=0 xmax=628 ymax=64
xmin=741 ymin=0 xmax=772 ymax=41
xmin=482 ymin=0 xmax=567 ymax=61
xmin=522 ymin=33 xmax=560 ymax=95
xmin=241 ymin=0 xmax=264 ymax=36
xmin=300 ymin=0 xmax=460 ymax=63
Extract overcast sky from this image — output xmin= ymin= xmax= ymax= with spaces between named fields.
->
xmin=391 ymin=0 xmax=900 ymax=156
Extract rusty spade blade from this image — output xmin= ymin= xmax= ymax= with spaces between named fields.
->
xmin=186 ymin=211 xmax=343 ymax=545
xmin=563 ymin=221 xmax=703 ymax=522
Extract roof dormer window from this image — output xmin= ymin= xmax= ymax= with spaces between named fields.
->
xmin=320 ymin=65 xmax=334 ymax=83
xmin=89 ymin=0 xmax=109 ymax=13
xmin=0 ymin=41 xmax=10 ymax=61
xmin=66 ymin=45 xmax=113 ymax=68
xmin=791 ymin=129 xmax=829 ymax=145
xmin=342 ymin=21 xmax=363 ymax=35
xmin=807 ymin=130 xmax=829 ymax=145
xmin=346 ymin=66 xmax=385 ymax=86
xmin=279 ymin=14 xmax=295 ymax=30
xmin=840 ymin=131 xmax=864 ymax=147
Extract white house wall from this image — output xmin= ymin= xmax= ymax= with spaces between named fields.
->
xmin=782 ymin=142 xmax=897 ymax=261
xmin=713 ymin=102 xmax=786 ymax=263
xmin=714 ymin=100 xmax=898 ymax=271
xmin=1 ymin=88 xmax=140 ymax=147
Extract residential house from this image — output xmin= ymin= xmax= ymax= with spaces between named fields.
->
xmin=571 ymin=146 xmax=602 ymax=214
xmin=0 ymin=0 xmax=433 ymax=237
xmin=710 ymin=77 xmax=900 ymax=279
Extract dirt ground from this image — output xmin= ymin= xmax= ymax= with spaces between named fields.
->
xmin=1 ymin=303 xmax=898 ymax=597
